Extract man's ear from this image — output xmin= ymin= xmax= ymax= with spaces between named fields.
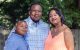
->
xmin=15 ymin=23 xmax=18 ymax=27
xmin=28 ymin=11 xmax=30 ymax=15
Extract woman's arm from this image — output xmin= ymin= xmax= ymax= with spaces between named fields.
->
xmin=64 ymin=27 xmax=74 ymax=50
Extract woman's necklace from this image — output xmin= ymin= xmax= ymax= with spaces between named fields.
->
xmin=51 ymin=26 xmax=63 ymax=38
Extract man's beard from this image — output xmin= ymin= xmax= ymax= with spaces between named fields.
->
xmin=32 ymin=19 xmax=40 ymax=23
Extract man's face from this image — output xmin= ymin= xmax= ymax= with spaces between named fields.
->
xmin=29 ymin=4 xmax=42 ymax=22
xmin=16 ymin=21 xmax=28 ymax=35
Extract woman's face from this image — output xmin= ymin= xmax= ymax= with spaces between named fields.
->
xmin=49 ymin=10 xmax=61 ymax=25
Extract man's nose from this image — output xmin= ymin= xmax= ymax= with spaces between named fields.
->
xmin=35 ymin=11 xmax=39 ymax=14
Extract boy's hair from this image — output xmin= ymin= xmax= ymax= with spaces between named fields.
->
xmin=16 ymin=20 xmax=26 ymax=26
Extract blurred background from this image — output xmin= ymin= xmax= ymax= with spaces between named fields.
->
xmin=0 ymin=0 xmax=80 ymax=50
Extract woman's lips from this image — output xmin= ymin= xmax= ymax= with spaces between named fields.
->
xmin=52 ymin=18 xmax=57 ymax=21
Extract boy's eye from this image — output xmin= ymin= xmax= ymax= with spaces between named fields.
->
xmin=25 ymin=27 xmax=27 ymax=28
xmin=20 ymin=26 xmax=23 ymax=27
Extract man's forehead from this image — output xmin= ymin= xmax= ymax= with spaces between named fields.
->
xmin=31 ymin=4 xmax=42 ymax=9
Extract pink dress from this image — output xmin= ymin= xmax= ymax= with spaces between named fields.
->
xmin=44 ymin=31 xmax=67 ymax=50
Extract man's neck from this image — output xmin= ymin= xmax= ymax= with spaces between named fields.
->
xmin=31 ymin=19 xmax=40 ymax=23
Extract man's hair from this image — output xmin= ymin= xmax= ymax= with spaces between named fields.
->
xmin=28 ymin=2 xmax=42 ymax=11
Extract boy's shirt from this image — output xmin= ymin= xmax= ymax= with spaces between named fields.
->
xmin=4 ymin=32 xmax=29 ymax=50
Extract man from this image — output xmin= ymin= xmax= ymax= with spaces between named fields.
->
xmin=24 ymin=3 xmax=49 ymax=50
xmin=8 ymin=3 xmax=49 ymax=50
xmin=4 ymin=21 xmax=29 ymax=50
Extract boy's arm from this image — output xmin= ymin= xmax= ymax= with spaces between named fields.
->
xmin=4 ymin=40 xmax=18 ymax=50
xmin=8 ymin=26 xmax=16 ymax=38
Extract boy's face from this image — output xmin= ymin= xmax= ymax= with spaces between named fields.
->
xmin=16 ymin=21 xmax=28 ymax=35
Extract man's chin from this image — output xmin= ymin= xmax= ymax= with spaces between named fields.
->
xmin=33 ymin=19 xmax=40 ymax=23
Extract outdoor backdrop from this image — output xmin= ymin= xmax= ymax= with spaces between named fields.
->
xmin=0 ymin=0 xmax=80 ymax=29
xmin=0 ymin=0 xmax=80 ymax=50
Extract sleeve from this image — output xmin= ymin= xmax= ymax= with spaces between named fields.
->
xmin=4 ymin=40 xmax=18 ymax=50
xmin=45 ymin=24 xmax=50 ymax=34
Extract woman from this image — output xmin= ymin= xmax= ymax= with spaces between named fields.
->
xmin=44 ymin=8 xmax=74 ymax=50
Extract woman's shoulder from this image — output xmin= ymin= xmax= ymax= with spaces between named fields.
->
xmin=63 ymin=24 xmax=71 ymax=32
xmin=63 ymin=24 xmax=73 ymax=36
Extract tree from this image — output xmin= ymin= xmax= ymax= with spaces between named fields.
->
xmin=0 ymin=0 xmax=80 ymax=29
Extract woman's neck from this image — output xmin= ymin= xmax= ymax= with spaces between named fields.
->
xmin=55 ymin=22 xmax=62 ymax=29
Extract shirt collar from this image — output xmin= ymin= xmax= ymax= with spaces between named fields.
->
xmin=27 ymin=17 xmax=42 ymax=25
xmin=13 ymin=32 xmax=25 ymax=38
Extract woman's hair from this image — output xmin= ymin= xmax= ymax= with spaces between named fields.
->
xmin=48 ymin=7 xmax=65 ymax=24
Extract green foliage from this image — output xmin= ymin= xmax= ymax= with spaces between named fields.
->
xmin=0 ymin=0 xmax=80 ymax=29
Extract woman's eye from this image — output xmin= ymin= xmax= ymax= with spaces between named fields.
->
xmin=54 ymin=14 xmax=57 ymax=16
xmin=49 ymin=15 xmax=52 ymax=17
xmin=25 ymin=27 xmax=28 ymax=28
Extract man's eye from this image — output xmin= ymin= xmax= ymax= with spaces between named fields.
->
xmin=38 ymin=10 xmax=41 ymax=12
xmin=32 ymin=10 xmax=35 ymax=11
xmin=31 ymin=10 xmax=36 ymax=12
xmin=32 ymin=10 xmax=41 ymax=12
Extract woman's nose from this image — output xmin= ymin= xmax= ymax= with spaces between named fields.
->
xmin=51 ymin=16 xmax=55 ymax=19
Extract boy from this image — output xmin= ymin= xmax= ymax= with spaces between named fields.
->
xmin=4 ymin=21 xmax=29 ymax=50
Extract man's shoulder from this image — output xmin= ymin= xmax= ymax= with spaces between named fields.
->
xmin=40 ymin=20 xmax=49 ymax=27
xmin=24 ymin=17 xmax=30 ymax=21
xmin=24 ymin=18 xmax=28 ymax=22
